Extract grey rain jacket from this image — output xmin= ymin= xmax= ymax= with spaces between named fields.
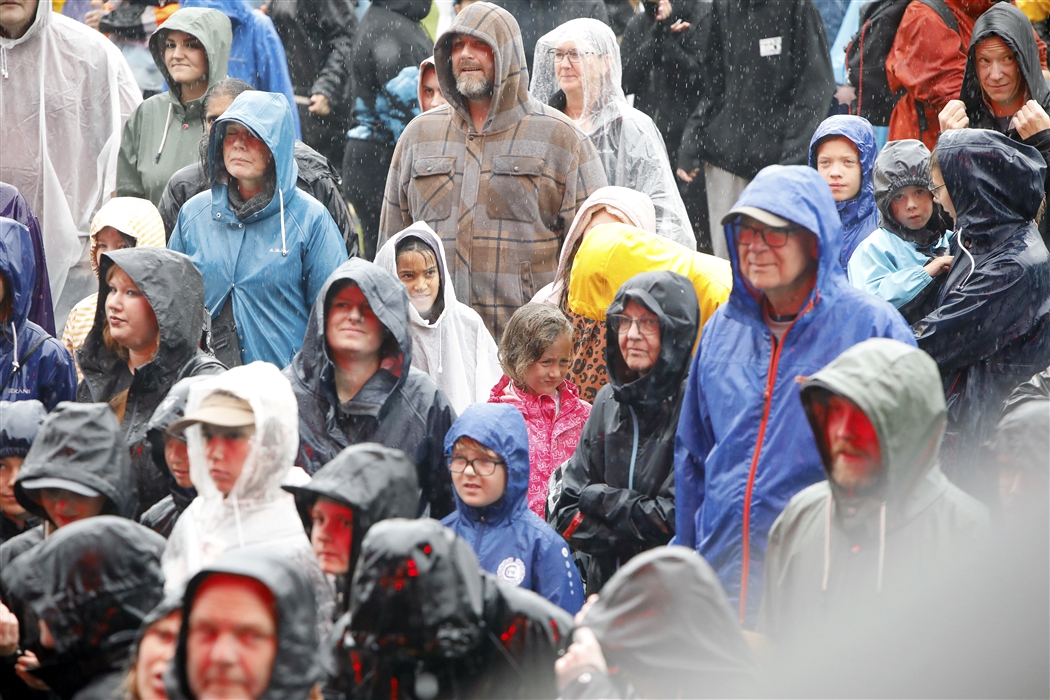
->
xmin=760 ymin=339 xmax=989 ymax=643
xmin=284 ymin=259 xmax=456 ymax=518
xmin=0 ymin=400 xmax=45 ymax=546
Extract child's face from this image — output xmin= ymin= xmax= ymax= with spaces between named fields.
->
xmin=523 ymin=332 xmax=572 ymax=397
xmin=449 ymin=437 xmax=507 ymax=508
xmin=94 ymin=226 xmax=129 ymax=269
xmin=396 ymin=250 xmax=440 ymax=318
xmin=889 ymin=185 xmax=935 ymax=230
xmin=816 ymin=137 xmax=862 ymax=202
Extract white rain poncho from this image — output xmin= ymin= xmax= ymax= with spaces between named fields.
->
xmin=0 ymin=1 xmax=142 ymax=300
xmin=374 ymin=221 xmax=502 ymax=414
xmin=531 ymin=18 xmax=694 ymax=250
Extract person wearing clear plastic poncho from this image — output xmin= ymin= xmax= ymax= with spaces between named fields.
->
xmin=531 ymin=18 xmax=695 ymax=250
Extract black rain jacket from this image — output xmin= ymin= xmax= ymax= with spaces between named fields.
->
xmin=0 ymin=400 xmax=44 ymax=546
xmin=269 ymin=0 xmax=356 ymax=104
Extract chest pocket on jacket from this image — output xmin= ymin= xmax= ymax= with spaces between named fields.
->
xmin=486 ymin=156 xmax=545 ymax=223
xmin=409 ymin=156 xmax=456 ymax=222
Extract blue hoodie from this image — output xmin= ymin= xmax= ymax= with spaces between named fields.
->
xmin=673 ymin=165 xmax=915 ymax=627
xmin=441 ymin=403 xmax=584 ymax=615
xmin=809 ymin=115 xmax=879 ymax=268
xmin=0 ymin=219 xmax=76 ymax=411
xmin=170 ymin=91 xmax=347 ymax=368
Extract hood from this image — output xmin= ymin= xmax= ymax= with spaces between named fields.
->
xmin=808 ymin=116 xmax=878 ymax=245
xmin=148 ymin=7 xmax=232 ymax=104
xmin=146 ymin=375 xmax=211 ymax=507
xmin=88 ymin=197 xmax=167 ymax=280
xmin=800 ymin=339 xmax=948 ymax=528
xmin=0 ymin=218 xmax=34 ymax=333
xmin=0 ymin=399 xmax=46 ymax=459
xmin=583 ymin=546 xmax=755 ymax=698
xmin=291 ymin=259 xmax=413 ymax=410
xmin=935 ymin=128 xmax=1045 ymax=246
xmin=178 ymin=0 xmax=254 ymax=25
xmin=985 ymin=399 xmax=1050 ymax=487
xmin=418 ymin=55 xmax=436 ymax=108
xmin=434 ymin=2 xmax=534 ymax=133
xmin=29 ymin=517 xmax=166 ymax=699
xmin=605 ymin=270 xmax=700 ymax=408
xmin=15 ymin=402 xmax=138 ymax=521
xmin=443 ymin=403 xmax=529 ymax=524
xmin=171 ymin=545 xmax=320 ymax=699
xmin=349 ymin=518 xmax=485 ymax=659
xmin=372 ymin=0 xmax=432 ymax=22
xmin=962 ymin=3 xmax=1050 ymax=128
xmin=374 ymin=221 xmax=453 ymax=331
xmin=872 ymin=139 xmax=948 ymax=247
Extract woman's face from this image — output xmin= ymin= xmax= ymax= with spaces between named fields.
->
xmin=94 ymin=227 xmax=129 ymax=270
xmin=554 ymin=41 xmax=605 ymax=103
xmin=105 ymin=267 xmax=159 ymax=355
xmin=930 ymin=164 xmax=956 ymax=223
xmin=223 ymin=123 xmax=273 ymax=186
xmin=396 ymin=250 xmax=441 ymax=318
xmin=164 ymin=30 xmax=208 ymax=87
xmin=135 ymin=611 xmax=181 ymax=700
xmin=615 ymin=301 xmax=662 ymax=375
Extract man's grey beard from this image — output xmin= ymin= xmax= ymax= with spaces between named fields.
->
xmin=456 ymin=72 xmax=494 ymax=101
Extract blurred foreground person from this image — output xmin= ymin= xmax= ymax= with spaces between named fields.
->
xmin=0 ymin=400 xmax=44 ymax=546
xmin=0 ymin=183 xmax=53 ymax=334
xmin=123 ymin=596 xmax=182 ymax=700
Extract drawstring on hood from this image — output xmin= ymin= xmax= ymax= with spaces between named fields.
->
xmin=155 ymin=102 xmax=175 ymax=164
xmin=1 ymin=45 xmax=8 ymax=79
xmin=279 ymin=187 xmax=287 ymax=256
xmin=820 ymin=493 xmax=887 ymax=593
xmin=9 ymin=323 xmax=17 ymax=372
xmin=628 ymin=405 xmax=639 ymax=491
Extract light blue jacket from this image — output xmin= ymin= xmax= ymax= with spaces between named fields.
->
xmin=849 ymin=227 xmax=952 ymax=308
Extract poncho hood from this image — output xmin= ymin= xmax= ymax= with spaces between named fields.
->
xmin=872 ymin=139 xmax=947 ymax=247
xmin=148 ymin=7 xmax=233 ymax=105
xmin=0 ymin=399 xmax=46 ymax=459
xmin=87 ymin=196 xmax=167 ymax=280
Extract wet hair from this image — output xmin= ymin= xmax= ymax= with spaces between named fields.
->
xmin=198 ymin=79 xmax=255 ymax=169
xmin=102 ymin=265 xmax=158 ymax=363
xmin=394 ymin=236 xmax=444 ymax=320
xmin=0 ymin=274 xmax=11 ymax=324
xmin=498 ymin=304 xmax=573 ymax=390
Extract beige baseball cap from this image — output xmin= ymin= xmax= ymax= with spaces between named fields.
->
xmin=721 ymin=205 xmax=792 ymax=228
xmin=167 ymin=392 xmax=255 ymax=434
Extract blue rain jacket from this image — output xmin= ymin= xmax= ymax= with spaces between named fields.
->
xmin=809 ymin=115 xmax=879 ymax=268
xmin=0 ymin=219 xmax=76 ymax=410
xmin=673 ymin=165 xmax=915 ymax=627
xmin=849 ymin=227 xmax=952 ymax=308
xmin=441 ymin=403 xmax=584 ymax=615
xmin=170 ymin=91 xmax=347 ymax=368
xmin=180 ymin=0 xmax=301 ymax=138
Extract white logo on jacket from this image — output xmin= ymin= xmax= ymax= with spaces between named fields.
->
xmin=497 ymin=557 xmax=526 ymax=586
xmin=759 ymin=36 xmax=782 ymax=57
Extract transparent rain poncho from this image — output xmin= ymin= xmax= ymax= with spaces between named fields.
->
xmin=532 ymin=18 xmax=695 ymax=249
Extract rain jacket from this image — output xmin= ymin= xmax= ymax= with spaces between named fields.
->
xmin=179 ymin=0 xmax=302 ymax=138
xmin=673 ymin=165 xmax=917 ymax=627
xmin=440 ymin=403 xmax=584 ymax=614
xmin=378 ymin=1 xmax=607 ymax=339
xmin=115 ymin=8 xmax=233 ymax=206
xmin=330 ymin=518 xmax=573 ymax=699
xmin=760 ymin=339 xmax=989 ymax=642
xmin=0 ymin=1 xmax=141 ymax=301
xmin=23 ymin=517 xmax=166 ymax=700
xmin=532 ymin=18 xmax=695 ymax=248
xmin=169 ymin=90 xmax=348 ymax=368
xmin=565 ymin=546 xmax=756 ymax=700
xmin=0 ymin=219 xmax=76 ymax=412
xmin=0 ymin=400 xmax=44 ymax=547
xmin=374 ymin=222 xmax=502 ymax=414
xmin=487 ymin=0 xmax=609 ymax=72
xmin=284 ymin=259 xmax=456 ymax=518
xmin=914 ymin=129 xmax=1050 ymax=498
xmin=268 ymin=0 xmax=356 ymax=108
xmin=550 ymin=271 xmax=700 ymax=595
xmin=166 ymin=546 xmax=321 ymax=700
xmin=808 ymin=115 xmax=880 ymax=268
xmin=77 ymin=248 xmax=224 ymax=514
xmin=0 ymin=183 xmax=53 ymax=334
xmin=283 ymin=443 xmax=420 ymax=617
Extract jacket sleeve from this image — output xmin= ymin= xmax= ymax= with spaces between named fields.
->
xmin=115 ymin=109 xmax=146 ymax=199
xmin=887 ymin=3 xmax=967 ymax=112
xmin=303 ymin=213 xmax=349 ymax=307
xmin=158 ymin=179 xmax=181 ymax=242
xmin=377 ymin=139 xmax=413 ymax=249
xmin=576 ymin=461 xmax=675 ymax=549
xmin=38 ymin=339 xmax=78 ymax=412
xmin=308 ymin=0 xmax=357 ymax=102
xmin=307 ymin=165 xmax=359 ymax=258
xmin=1000 ymin=365 xmax=1050 ymax=417
xmin=562 ymin=138 xmax=608 ymax=243
xmin=620 ymin=12 xmax=661 ymax=97
xmin=847 ymin=240 xmax=936 ymax=308
xmin=671 ymin=339 xmax=713 ymax=550
xmin=425 ymin=391 xmax=457 ymax=520
xmin=675 ymin=9 xmax=721 ymax=171
xmin=780 ymin=1 xmax=835 ymax=166
xmin=532 ymin=531 xmax=585 ymax=615
xmin=252 ymin=12 xmax=303 ymax=139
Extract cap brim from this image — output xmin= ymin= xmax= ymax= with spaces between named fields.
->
xmin=167 ymin=406 xmax=256 ymax=435
xmin=19 ymin=478 xmax=101 ymax=498
xmin=721 ymin=205 xmax=792 ymax=228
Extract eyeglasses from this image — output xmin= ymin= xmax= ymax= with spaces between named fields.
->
xmin=547 ymin=48 xmax=595 ymax=65
xmin=607 ymin=314 xmax=660 ymax=336
xmin=929 ymin=182 xmax=947 ymax=196
xmin=733 ymin=222 xmax=803 ymax=248
xmin=446 ymin=455 xmax=505 ymax=476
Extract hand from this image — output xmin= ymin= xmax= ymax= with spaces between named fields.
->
xmin=924 ymin=255 xmax=953 ymax=277
xmin=1011 ymin=100 xmax=1050 ymax=139
xmin=15 ymin=651 xmax=49 ymax=691
xmin=670 ymin=18 xmax=691 ymax=33
xmin=0 ymin=603 xmax=18 ymax=656
xmin=554 ymin=627 xmax=608 ymax=691
xmin=835 ymin=83 xmax=856 ymax=107
xmin=939 ymin=100 xmax=969 ymax=132
xmin=676 ymin=167 xmax=700 ymax=183
xmin=85 ymin=9 xmax=103 ymax=30
xmin=655 ymin=0 xmax=672 ymax=22
xmin=308 ymin=93 xmax=332 ymax=116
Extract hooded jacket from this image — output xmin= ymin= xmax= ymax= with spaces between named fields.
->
xmin=77 ymin=248 xmax=224 ymax=514
xmin=440 ymin=403 xmax=584 ymax=614
xmin=24 ymin=517 xmax=166 ymax=700
xmin=329 ymin=518 xmax=573 ymax=699
xmin=808 ymin=115 xmax=880 ymax=268
xmin=268 ymin=0 xmax=356 ymax=105
xmin=487 ymin=0 xmax=609 ymax=72
xmin=673 ymin=165 xmax=916 ymax=627
xmin=914 ymin=129 xmax=1050 ymax=498
xmin=166 ymin=546 xmax=320 ymax=700
xmin=0 ymin=399 xmax=45 ymax=546
xmin=169 ymin=90 xmax=348 ymax=368
xmin=378 ymin=2 xmax=607 ymax=340
xmin=760 ymin=339 xmax=989 ymax=643
xmin=374 ymin=222 xmax=502 ymax=414
xmin=417 ymin=55 xmax=437 ymax=110
xmin=115 ymin=8 xmax=233 ymax=206
xmin=284 ymin=260 xmax=456 ymax=519
xmin=0 ymin=183 xmax=53 ymax=334
xmin=549 ymin=271 xmax=700 ymax=595
xmin=0 ymin=219 xmax=76 ymax=411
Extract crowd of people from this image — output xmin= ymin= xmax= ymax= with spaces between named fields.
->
xmin=0 ymin=0 xmax=1048 ymax=698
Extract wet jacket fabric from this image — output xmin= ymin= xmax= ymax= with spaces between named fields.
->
xmin=550 ymin=271 xmax=700 ymax=595
xmin=760 ymin=340 xmax=989 ymax=642
xmin=331 ymin=518 xmax=573 ymax=699
xmin=268 ymin=0 xmax=356 ymax=105
xmin=284 ymin=259 xmax=456 ymax=518
xmin=169 ymin=91 xmax=348 ymax=368
xmin=0 ymin=183 xmax=53 ymax=334
xmin=179 ymin=0 xmax=302 ymax=137
xmin=0 ymin=219 xmax=76 ymax=412
xmin=487 ymin=0 xmax=609 ymax=72
xmin=808 ymin=116 xmax=880 ymax=268
xmin=76 ymin=248 xmax=224 ymax=514
xmin=374 ymin=222 xmax=502 ymax=414
xmin=673 ymin=165 xmax=916 ymax=627
xmin=378 ymin=2 xmax=607 ymax=340
xmin=440 ymin=403 xmax=584 ymax=614
xmin=116 ymin=8 xmax=233 ymax=206
xmin=677 ymin=0 xmax=834 ymax=180
xmin=914 ymin=129 xmax=1050 ymax=498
